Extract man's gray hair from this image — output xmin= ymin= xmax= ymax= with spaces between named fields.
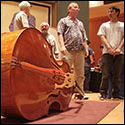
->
xmin=19 ymin=1 xmax=31 ymax=10
xmin=40 ymin=22 xmax=49 ymax=28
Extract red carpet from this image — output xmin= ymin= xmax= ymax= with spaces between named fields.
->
xmin=1 ymin=99 xmax=120 ymax=124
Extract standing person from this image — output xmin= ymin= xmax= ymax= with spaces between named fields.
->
xmin=14 ymin=1 xmax=31 ymax=31
xmin=84 ymin=40 xmax=94 ymax=93
xmin=57 ymin=2 xmax=89 ymax=99
xmin=96 ymin=45 xmax=104 ymax=71
xmin=40 ymin=22 xmax=59 ymax=60
xmin=9 ymin=12 xmax=36 ymax=32
xmin=97 ymin=6 xmax=124 ymax=100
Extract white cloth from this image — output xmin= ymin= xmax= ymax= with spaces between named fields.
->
xmin=45 ymin=33 xmax=59 ymax=54
xmin=97 ymin=21 xmax=124 ymax=54
xmin=14 ymin=11 xmax=29 ymax=31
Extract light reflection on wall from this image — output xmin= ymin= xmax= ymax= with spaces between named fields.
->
xmin=89 ymin=1 xmax=104 ymax=8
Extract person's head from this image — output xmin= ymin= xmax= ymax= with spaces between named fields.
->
xmin=67 ymin=2 xmax=80 ymax=18
xmin=108 ymin=6 xmax=120 ymax=21
xmin=87 ymin=40 xmax=91 ymax=45
xmin=100 ymin=45 xmax=104 ymax=49
xmin=40 ymin=22 xmax=49 ymax=34
xmin=19 ymin=1 xmax=31 ymax=15
xmin=100 ymin=45 xmax=104 ymax=53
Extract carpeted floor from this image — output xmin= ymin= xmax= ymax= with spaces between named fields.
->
xmin=1 ymin=99 xmax=120 ymax=124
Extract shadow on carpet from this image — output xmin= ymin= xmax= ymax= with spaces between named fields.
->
xmin=1 ymin=100 xmax=120 ymax=124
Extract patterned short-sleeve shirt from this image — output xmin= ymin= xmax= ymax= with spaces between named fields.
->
xmin=57 ymin=16 xmax=88 ymax=51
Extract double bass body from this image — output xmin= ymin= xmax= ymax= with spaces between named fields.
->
xmin=1 ymin=28 xmax=74 ymax=121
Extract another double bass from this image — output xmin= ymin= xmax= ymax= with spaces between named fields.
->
xmin=1 ymin=28 xmax=75 ymax=121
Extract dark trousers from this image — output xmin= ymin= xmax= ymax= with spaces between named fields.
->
xmin=119 ymin=65 xmax=124 ymax=97
xmin=84 ymin=67 xmax=91 ymax=91
xmin=100 ymin=54 xmax=124 ymax=96
xmin=107 ymin=66 xmax=114 ymax=98
xmin=107 ymin=64 xmax=124 ymax=98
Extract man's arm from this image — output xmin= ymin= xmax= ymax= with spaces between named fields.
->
xmin=58 ymin=34 xmax=67 ymax=56
xmin=115 ymin=37 xmax=124 ymax=55
xmin=90 ymin=55 xmax=94 ymax=64
xmin=100 ymin=35 xmax=114 ymax=55
xmin=83 ymin=41 xmax=89 ymax=57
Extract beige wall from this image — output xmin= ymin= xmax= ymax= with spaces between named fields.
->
xmin=57 ymin=1 xmax=89 ymax=37
xmin=1 ymin=1 xmax=51 ymax=33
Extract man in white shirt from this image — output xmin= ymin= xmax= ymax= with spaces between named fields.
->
xmin=9 ymin=12 xmax=36 ymax=32
xmin=14 ymin=1 xmax=31 ymax=31
xmin=97 ymin=6 xmax=124 ymax=100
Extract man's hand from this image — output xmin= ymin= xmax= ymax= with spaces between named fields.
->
xmin=107 ymin=47 xmax=115 ymax=55
xmin=100 ymin=35 xmax=115 ymax=55
xmin=58 ymin=34 xmax=67 ymax=56
xmin=83 ymin=41 xmax=89 ymax=57
xmin=60 ymin=46 xmax=67 ymax=56
xmin=114 ymin=48 xmax=122 ymax=56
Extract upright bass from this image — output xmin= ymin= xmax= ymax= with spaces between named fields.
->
xmin=1 ymin=28 xmax=75 ymax=121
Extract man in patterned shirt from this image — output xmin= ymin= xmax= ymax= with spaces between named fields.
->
xmin=57 ymin=2 xmax=89 ymax=99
